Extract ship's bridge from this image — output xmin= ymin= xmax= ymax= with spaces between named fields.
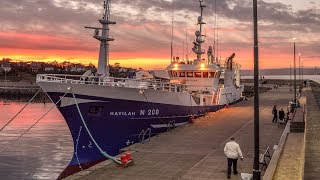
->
xmin=166 ymin=62 xmax=222 ymax=93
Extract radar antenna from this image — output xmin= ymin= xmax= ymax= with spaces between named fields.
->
xmin=192 ymin=0 xmax=206 ymax=62
xmin=85 ymin=0 xmax=116 ymax=76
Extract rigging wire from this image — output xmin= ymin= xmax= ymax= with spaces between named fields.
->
xmin=0 ymin=89 xmax=71 ymax=153
xmin=0 ymin=90 xmax=41 ymax=132
xmin=186 ymin=21 xmax=188 ymax=61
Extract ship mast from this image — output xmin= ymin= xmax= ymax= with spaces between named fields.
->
xmin=192 ymin=0 xmax=206 ymax=62
xmin=170 ymin=0 xmax=174 ymax=63
xmin=85 ymin=0 xmax=116 ymax=76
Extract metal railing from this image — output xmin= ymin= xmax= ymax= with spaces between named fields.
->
xmin=36 ymin=74 xmax=186 ymax=93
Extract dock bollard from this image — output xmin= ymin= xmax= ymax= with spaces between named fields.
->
xmin=120 ymin=152 xmax=134 ymax=167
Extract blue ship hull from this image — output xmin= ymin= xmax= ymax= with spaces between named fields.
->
xmin=47 ymin=92 xmax=223 ymax=179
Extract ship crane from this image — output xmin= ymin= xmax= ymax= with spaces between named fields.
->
xmin=85 ymin=0 xmax=116 ymax=76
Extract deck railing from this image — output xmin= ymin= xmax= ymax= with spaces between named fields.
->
xmin=36 ymin=74 xmax=186 ymax=92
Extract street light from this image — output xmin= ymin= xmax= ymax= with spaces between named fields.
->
xmin=302 ymin=59 xmax=304 ymax=86
xmin=290 ymin=61 xmax=292 ymax=87
xmin=299 ymin=53 xmax=301 ymax=84
xmin=253 ymin=0 xmax=261 ymax=179
xmin=293 ymin=38 xmax=297 ymax=104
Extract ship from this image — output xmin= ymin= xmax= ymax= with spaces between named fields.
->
xmin=36 ymin=0 xmax=244 ymax=178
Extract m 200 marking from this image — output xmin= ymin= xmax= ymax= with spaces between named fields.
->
xmin=140 ymin=109 xmax=159 ymax=115
xmin=148 ymin=109 xmax=159 ymax=115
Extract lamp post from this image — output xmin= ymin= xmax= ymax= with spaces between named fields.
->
xmin=299 ymin=53 xmax=301 ymax=85
xmin=290 ymin=61 xmax=292 ymax=87
xmin=293 ymin=39 xmax=297 ymax=104
xmin=302 ymin=59 xmax=304 ymax=86
xmin=253 ymin=0 xmax=261 ymax=179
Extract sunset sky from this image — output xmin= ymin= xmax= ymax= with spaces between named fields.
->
xmin=0 ymin=0 xmax=319 ymax=70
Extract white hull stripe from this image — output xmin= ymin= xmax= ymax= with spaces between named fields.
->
xmin=151 ymin=122 xmax=188 ymax=128
xmin=60 ymin=96 xmax=109 ymax=107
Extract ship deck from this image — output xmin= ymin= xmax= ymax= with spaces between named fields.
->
xmin=65 ymin=86 xmax=293 ymax=180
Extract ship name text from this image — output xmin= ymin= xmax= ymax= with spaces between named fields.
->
xmin=109 ymin=109 xmax=160 ymax=116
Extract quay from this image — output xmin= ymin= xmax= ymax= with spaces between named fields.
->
xmin=0 ymin=81 xmax=39 ymax=90
xmin=65 ymin=83 xmax=318 ymax=180
xmin=0 ymin=81 xmax=50 ymax=102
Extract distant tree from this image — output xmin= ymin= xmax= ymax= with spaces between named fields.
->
xmin=88 ymin=63 xmax=95 ymax=68
xmin=114 ymin=62 xmax=120 ymax=68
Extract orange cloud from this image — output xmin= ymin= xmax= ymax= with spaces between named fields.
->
xmin=0 ymin=31 xmax=317 ymax=70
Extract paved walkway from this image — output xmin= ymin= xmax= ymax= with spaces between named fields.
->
xmin=272 ymin=88 xmax=306 ymax=180
xmin=304 ymin=82 xmax=320 ymax=179
xmin=68 ymin=86 xmax=293 ymax=180
xmin=273 ymin=133 xmax=304 ymax=180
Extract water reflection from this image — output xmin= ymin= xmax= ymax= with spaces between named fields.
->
xmin=0 ymin=102 xmax=73 ymax=179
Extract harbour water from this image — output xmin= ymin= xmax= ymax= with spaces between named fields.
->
xmin=0 ymin=75 xmax=319 ymax=180
xmin=0 ymin=102 xmax=72 ymax=179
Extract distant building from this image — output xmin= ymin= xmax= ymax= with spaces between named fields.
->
xmin=0 ymin=58 xmax=12 ymax=74
xmin=70 ymin=64 xmax=87 ymax=72
xmin=30 ymin=62 xmax=42 ymax=72
xmin=44 ymin=67 xmax=55 ymax=72
xmin=119 ymin=68 xmax=127 ymax=73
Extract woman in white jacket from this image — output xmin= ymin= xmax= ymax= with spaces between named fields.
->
xmin=224 ymin=137 xmax=243 ymax=179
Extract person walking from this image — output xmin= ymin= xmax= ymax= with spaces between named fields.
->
xmin=224 ymin=137 xmax=243 ymax=179
xmin=272 ymin=105 xmax=278 ymax=123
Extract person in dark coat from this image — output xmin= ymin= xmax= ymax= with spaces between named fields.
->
xmin=272 ymin=105 xmax=278 ymax=122
xmin=279 ymin=109 xmax=285 ymax=122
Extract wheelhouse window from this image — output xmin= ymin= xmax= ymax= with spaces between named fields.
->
xmin=173 ymin=71 xmax=178 ymax=77
xmin=169 ymin=71 xmax=173 ymax=77
xmin=194 ymin=72 xmax=201 ymax=78
xmin=179 ymin=72 xmax=185 ymax=77
xmin=187 ymin=72 xmax=193 ymax=77
xmin=209 ymin=72 xmax=216 ymax=78
xmin=203 ymin=72 xmax=208 ymax=78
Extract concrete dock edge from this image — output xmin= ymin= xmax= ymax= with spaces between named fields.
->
xmin=263 ymin=120 xmax=290 ymax=180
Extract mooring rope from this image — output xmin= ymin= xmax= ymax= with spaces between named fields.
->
xmin=0 ymin=89 xmax=41 ymax=132
xmin=71 ymin=92 xmax=122 ymax=164
xmin=225 ymin=93 xmax=231 ymax=104
xmin=0 ymin=88 xmax=71 ymax=153
xmin=75 ymin=126 xmax=83 ymax=170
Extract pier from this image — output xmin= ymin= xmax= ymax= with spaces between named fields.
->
xmin=66 ymin=85 xmax=298 ymax=180
xmin=0 ymin=81 xmax=50 ymax=102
